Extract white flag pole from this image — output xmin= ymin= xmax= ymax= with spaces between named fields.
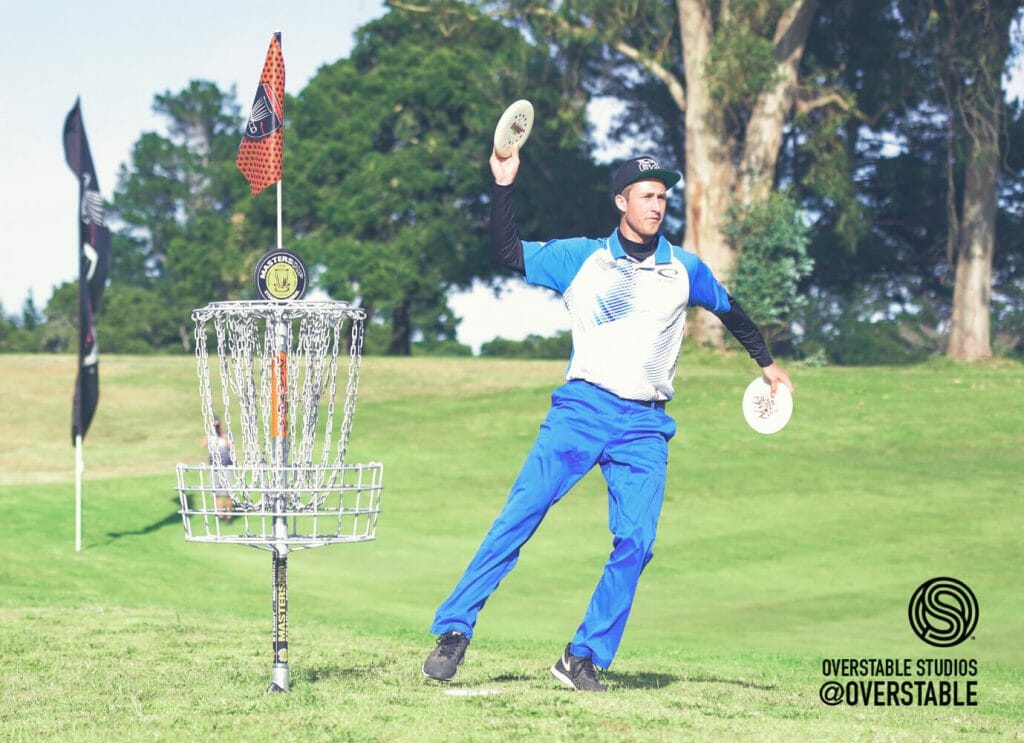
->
xmin=75 ymin=434 xmax=83 ymax=551
xmin=277 ymin=180 xmax=283 ymax=250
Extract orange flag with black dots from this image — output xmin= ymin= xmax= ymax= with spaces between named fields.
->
xmin=237 ymin=32 xmax=284 ymax=195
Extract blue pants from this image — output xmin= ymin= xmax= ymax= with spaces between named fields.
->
xmin=430 ymin=379 xmax=677 ymax=669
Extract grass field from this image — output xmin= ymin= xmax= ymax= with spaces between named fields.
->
xmin=1 ymin=352 xmax=1021 ymax=741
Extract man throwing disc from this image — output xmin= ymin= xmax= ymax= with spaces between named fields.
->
xmin=422 ymin=144 xmax=793 ymax=691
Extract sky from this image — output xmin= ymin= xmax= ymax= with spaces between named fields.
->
xmin=2 ymin=0 xmax=573 ymax=352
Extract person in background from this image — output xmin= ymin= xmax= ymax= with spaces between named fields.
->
xmin=201 ymin=417 xmax=234 ymax=521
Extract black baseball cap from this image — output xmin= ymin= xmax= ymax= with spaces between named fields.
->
xmin=611 ymin=155 xmax=681 ymax=197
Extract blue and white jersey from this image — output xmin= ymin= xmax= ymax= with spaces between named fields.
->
xmin=523 ymin=230 xmax=731 ymax=402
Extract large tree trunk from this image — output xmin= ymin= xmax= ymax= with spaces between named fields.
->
xmin=679 ymin=0 xmax=735 ymax=348
xmin=943 ymin=0 xmax=1016 ymax=361
xmin=737 ymin=0 xmax=819 ymax=206
xmin=679 ymin=0 xmax=817 ymax=347
xmin=947 ymin=119 xmax=998 ymax=361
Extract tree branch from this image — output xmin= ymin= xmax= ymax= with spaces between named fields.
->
xmin=610 ymin=39 xmax=686 ymax=112
xmin=385 ymin=0 xmax=430 ymax=12
xmin=795 ymin=90 xmax=897 ymax=127
xmin=522 ymin=5 xmax=686 ymax=113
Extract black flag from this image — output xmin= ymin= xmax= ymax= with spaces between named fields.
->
xmin=63 ymin=99 xmax=111 ymax=443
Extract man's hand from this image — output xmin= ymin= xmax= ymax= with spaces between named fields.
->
xmin=490 ymin=142 xmax=520 ymax=186
xmin=761 ymin=362 xmax=794 ymax=396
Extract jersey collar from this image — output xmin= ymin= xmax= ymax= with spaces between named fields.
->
xmin=608 ymin=230 xmax=674 ymax=265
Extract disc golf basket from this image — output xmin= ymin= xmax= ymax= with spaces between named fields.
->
xmin=176 ymin=300 xmax=383 ymax=692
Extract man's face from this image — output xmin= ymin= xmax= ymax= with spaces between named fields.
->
xmin=616 ymin=180 xmax=667 ymax=242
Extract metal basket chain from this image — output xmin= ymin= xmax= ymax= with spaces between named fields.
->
xmin=194 ymin=317 xmax=219 ymax=465
xmin=195 ymin=314 xmax=241 ymax=508
xmin=336 ymin=314 xmax=365 ymax=464
xmin=295 ymin=315 xmax=335 ymax=509
xmin=296 ymin=313 xmax=330 ymax=467
xmin=320 ymin=319 xmax=343 ymax=466
xmin=320 ymin=314 xmax=365 ymax=498
xmin=216 ymin=315 xmax=247 ymax=505
xmin=217 ymin=316 xmax=241 ymax=472
xmin=258 ymin=319 xmax=274 ymax=467
xmin=226 ymin=314 xmax=260 ymax=469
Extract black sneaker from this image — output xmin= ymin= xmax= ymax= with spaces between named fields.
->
xmin=550 ymin=643 xmax=608 ymax=692
xmin=422 ymin=631 xmax=470 ymax=681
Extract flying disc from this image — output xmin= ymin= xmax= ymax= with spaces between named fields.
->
xmin=742 ymin=377 xmax=793 ymax=435
xmin=493 ymin=99 xmax=534 ymax=157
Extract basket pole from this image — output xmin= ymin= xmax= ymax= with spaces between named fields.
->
xmin=267 ymin=316 xmax=291 ymax=692
xmin=268 ymin=545 xmax=289 ymax=692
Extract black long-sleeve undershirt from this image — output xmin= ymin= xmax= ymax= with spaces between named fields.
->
xmin=714 ymin=296 xmax=774 ymax=368
xmin=491 ymin=182 xmax=525 ymax=274
xmin=489 ymin=181 xmax=773 ymax=367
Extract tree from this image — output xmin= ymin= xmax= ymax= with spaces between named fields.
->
xmin=39 ymin=282 xmax=78 ymax=353
xmin=21 ymin=292 xmax=42 ymax=331
xmin=495 ymin=0 xmax=821 ymax=347
xmin=109 ymin=81 xmax=255 ymax=350
xmin=723 ymin=190 xmax=813 ymax=345
xmin=919 ymin=1 xmax=1021 ymax=360
xmin=0 ymin=302 xmax=16 ymax=351
xmin=288 ymin=3 xmax=609 ymax=354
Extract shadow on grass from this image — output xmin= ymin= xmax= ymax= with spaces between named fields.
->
xmin=680 ymin=673 xmax=777 ymax=691
xmin=604 ymin=671 xmax=681 ymax=689
xmin=106 ymin=499 xmax=181 ymax=540
xmin=604 ymin=671 xmax=776 ymax=691
xmin=302 ymin=664 xmax=392 ymax=683
xmin=486 ymin=672 xmax=534 ymax=683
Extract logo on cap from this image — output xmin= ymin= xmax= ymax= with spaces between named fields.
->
xmin=636 ymin=157 xmax=660 ymax=171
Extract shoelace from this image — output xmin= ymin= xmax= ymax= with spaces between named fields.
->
xmin=574 ymin=657 xmax=599 ymax=682
xmin=435 ymin=633 xmax=465 ymax=658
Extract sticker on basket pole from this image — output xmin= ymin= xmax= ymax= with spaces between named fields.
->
xmin=272 ymin=554 xmax=288 ymax=664
xmin=255 ymin=249 xmax=308 ymax=301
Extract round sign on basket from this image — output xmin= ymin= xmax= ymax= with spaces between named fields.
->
xmin=254 ymin=249 xmax=308 ymax=301
xmin=742 ymin=377 xmax=793 ymax=435
xmin=493 ymin=99 xmax=534 ymax=157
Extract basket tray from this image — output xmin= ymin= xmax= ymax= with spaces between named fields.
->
xmin=177 ymin=461 xmax=383 ymax=550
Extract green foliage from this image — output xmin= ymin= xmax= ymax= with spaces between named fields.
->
xmin=412 ymin=337 xmax=474 ymax=357
xmin=795 ymin=107 xmax=869 ymax=251
xmin=826 ymin=317 xmax=932 ymax=366
xmin=724 ymin=191 xmax=813 ymax=338
xmin=20 ymin=292 xmax=42 ymax=331
xmin=109 ymin=80 xmax=255 ymax=351
xmin=0 ymin=295 xmax=46 ymax=352
xmin=705 ymin=21 xmax=780 ymax=111
xmin=479 ymin=331 xmax=572 ymax=359
xmin=795 ymin=287 xmax=947 ymax=366
xmin=0 ymin=306 xmax=15 ymax=351
xmin=37 ymin=282 xmax=78 ymax=353
xmin=97 ymin=285 xmax=185 ymax=353
xmin=11 ymin=1 xmax=1020 ymax=365
xmin=289 ymin=4 xmax=609 ymax=354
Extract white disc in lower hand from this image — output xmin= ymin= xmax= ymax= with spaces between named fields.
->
xmin=742 ymin=378 xmax=793 ymax=435
xmin=493 ymin=99 xmax=534 ymax=157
